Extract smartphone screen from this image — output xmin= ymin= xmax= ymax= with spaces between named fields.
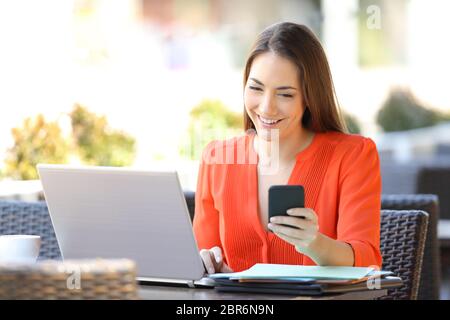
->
xmin=268 ymin=185 xmax=305 ymax=222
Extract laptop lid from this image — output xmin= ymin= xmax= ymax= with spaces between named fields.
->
xmin=37 ymin=164 xmax=205 ymax=281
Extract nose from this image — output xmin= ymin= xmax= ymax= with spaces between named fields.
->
xmin=259 ymin=93 xmax=277 ymax=116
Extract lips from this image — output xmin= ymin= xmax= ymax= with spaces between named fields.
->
xmin=257 ymin=114 xmax=283 ymax=127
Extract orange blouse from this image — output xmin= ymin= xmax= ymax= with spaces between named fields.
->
xmin=193 ymin=131 xmax=382 ymax=271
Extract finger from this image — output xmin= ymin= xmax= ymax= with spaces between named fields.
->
xmin=269 ymin=216 xmax=312 ymax=230
xmin=210 ymin=246 xmax=223 ymax=265
xmin=268 ymin=223 xmax=308 ymax=239
xmin=272 ymin=229 xmax=311 ymax=247
xmin=210 ymin=247 xmax=232 ymax=273
xmin=199 ymin=249 xmax=216 ymax=274
xmin=220 ymin=262 xmax=234 ymax=273
xmin=272 ymin=231 xmax=298 ymax=246
xmin=286 ymin=208 xmax=317 ymax=222
xmin=208 ymin=250 xmax=221 ymax=272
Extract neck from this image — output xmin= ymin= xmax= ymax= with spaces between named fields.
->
xmin=255 ymin=127 xmax=314 ymax=168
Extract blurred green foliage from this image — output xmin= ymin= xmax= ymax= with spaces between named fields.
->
xmin=4 ymin=115 xmax=69 ymax=180
xmin=342 ymin=112 xmax=361 ymax=134
xmin=179 ymin=99 xmax=242 ymax=160
xmin=4 ymin=104 xmax=137 ymax=180
xmin=70 ymin=104 xmax=136 ymax=166
xmin=376 ymin=88 xmax=447 ymax=132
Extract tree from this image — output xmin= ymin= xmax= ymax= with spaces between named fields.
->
xmin=342 ymin=112 xmax=361 ymax=134
xmin=70 ymin=104 xmax=136 ymax=166
xmin=4 ymin=114 xmax=69 ymax=180
xmin=179 ymin=100 xmax=242 ymax=160
xmin=3 ymin=105 xmax=137 ymax=180
xmin=377 ymin=88 xmax=440 ymax=132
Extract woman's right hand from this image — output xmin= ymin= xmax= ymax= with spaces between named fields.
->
xmin=199 ymin=246 xmax=233 ymax=274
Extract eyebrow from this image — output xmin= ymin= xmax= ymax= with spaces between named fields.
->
xmin=249 ymin=77 xmax=297 ymax=90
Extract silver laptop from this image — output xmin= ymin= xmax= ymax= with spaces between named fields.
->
xmin=37 ymin=164 xmax=213 ymax=287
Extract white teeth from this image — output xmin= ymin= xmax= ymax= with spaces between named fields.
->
xmin=259 ymin=116 xmax=280 ymax=125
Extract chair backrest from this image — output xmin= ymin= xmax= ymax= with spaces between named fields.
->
xmin=380 ymin=209 xmax=429 ymax=300
xmin=0 ymin=200 xmax=61 ymax=260
xmin=381 ymin=194 xmax=441 ymax=300
xmin=0 ymin=259 xmax=138 ymax=299
xmin=417 ymin=166 xmax=450 ymax=219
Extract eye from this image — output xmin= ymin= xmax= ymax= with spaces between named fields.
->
xmin=279 ymin=93 xmax=293 ymax=98
xmin=249 ymin=85 xmax=262 ymax=91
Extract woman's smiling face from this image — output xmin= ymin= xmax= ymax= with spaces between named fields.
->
xmin=244 ymin=51 xmax=305 ymax=141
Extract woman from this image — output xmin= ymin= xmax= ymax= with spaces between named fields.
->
xmin=193 ymin=22 xmax=382 ymax=274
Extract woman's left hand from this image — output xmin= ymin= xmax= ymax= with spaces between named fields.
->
xmin=268 ymin=208 xmax=320 ymax=254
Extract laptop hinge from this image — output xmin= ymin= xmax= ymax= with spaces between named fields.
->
xmin=186 ymin=280 xmax=195 ymax=288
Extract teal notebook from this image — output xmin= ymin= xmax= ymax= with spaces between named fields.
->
xmin=209 ymin=263 xmax=374 ymax=281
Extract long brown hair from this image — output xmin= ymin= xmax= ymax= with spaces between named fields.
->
xmin=243 ymin=22 xmax=347 ymax=133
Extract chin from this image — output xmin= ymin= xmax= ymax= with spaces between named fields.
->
xmin=255 ymin=127 xmax=281 ymax=142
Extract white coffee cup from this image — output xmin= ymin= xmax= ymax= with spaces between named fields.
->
xmin=0 ymin=235 xmax=41 ymax=264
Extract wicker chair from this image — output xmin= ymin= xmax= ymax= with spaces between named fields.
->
xmin=379 ymin=210 xmax=429 ymax=300
xmin=381 ymin=194 xmax=441 ymax=300
xmin=0 ymin=200 xmax=61 ymax=260
xmin=0 ymin=259 xmax=138 ymax=299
